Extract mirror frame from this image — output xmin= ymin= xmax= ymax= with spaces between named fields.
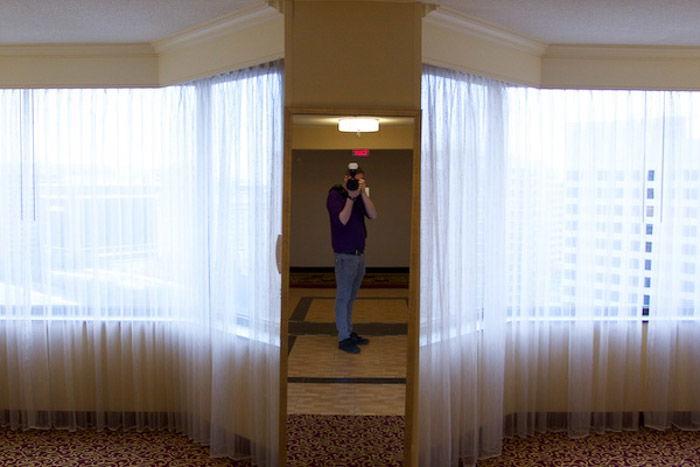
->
xmin=280 ymin=107 xmax=421 ymax=466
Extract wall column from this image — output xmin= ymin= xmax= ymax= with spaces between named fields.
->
xmin=283 ymin=1 xmax=423 ymax=465
xmin=284 ymin=0 xmax=423 ymax=110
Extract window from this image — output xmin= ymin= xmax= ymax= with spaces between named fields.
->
xmin=1 ymin=65 xmax=283 ymax=324
xmin=505 ymin=89 xmax=700 ymax=320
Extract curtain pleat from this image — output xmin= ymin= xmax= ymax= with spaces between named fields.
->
xmin=646 ymin=92 xmax=700 ymax=431
xmin=420 ymin=68 xmax=507 ymax=466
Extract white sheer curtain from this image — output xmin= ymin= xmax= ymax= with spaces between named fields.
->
xmin=647 ymin=92 xmax=700 ymax=431
xmin=0 ymin=62 xmax=282 ymax=466
xmin=504 ymin=87 xmax=648 ymax=439
xmin=421 ymin=65 xmax=700 ymax=466
xmin=205 ymin=68 xmax=283 ymax=463
xmin=420 ymin=67 xmax=508 ymax=466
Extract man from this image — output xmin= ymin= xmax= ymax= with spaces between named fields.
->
xmin=326 ymin=163 xmax=378 ymax=353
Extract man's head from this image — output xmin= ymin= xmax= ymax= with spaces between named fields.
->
xmin=345 ymin=162 xmax=365 ymax=178
xmin=344 ymin=162 xmax=365 ymax=190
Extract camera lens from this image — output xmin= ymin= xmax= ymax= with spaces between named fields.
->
xmin=346 ymin=178 xmax=359 ymax=191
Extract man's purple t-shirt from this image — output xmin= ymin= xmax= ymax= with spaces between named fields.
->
xmin=327 ymin=187 xmax=367 ymax=252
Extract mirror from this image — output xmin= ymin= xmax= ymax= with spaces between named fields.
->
xmin=281 ymin=109 xmax=419 ymax=465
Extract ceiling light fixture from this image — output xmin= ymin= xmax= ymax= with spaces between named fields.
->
xmin=338 ymin=117 xmax=380 ymax=133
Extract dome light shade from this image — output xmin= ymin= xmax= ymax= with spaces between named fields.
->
xmin=338 ymin=118 xmax=379 ymax=133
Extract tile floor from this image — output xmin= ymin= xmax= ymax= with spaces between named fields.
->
xmin=287 ymin=287 xmax=408 ymax=415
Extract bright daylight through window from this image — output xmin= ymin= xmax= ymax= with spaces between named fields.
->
xmin=419 ymin=66 xmax=700 ymax=467
xmin=504 ymin=88 xmax=700 ymax=321
xmin=0 ymin=68 xmax=282 ymax=330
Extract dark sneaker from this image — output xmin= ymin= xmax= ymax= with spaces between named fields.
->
xmin=350 ymin=332 xmax=369 ymax=345
xmin=338 ymin=338 xmax=361 ymax=354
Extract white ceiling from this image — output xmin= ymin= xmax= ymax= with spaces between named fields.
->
xmin=0 ymin=0 xmax=256 ymax=44
xmin=439 ymin=0 xmax=700 ymax=46
xmin=1 ymin=0 xmax=700 ymax=46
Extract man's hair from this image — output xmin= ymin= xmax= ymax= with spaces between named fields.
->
xmin=346 ymin=166 xmax=365 ymax=176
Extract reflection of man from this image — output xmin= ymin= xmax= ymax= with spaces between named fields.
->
xmin=327 ymin=163 xmax=378 ymax=353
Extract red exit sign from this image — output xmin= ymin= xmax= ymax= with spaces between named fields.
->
xmin=352 ymin=149 xmax=370 ymax=157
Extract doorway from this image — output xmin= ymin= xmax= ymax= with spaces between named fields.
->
xmin=280 ymin=109 xmax=420 ymax=465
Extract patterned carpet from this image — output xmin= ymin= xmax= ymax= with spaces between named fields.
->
xmin=478 ymin=427 xmax=700 ymax=466
xmin=0 ymin=427 xmax=250 ymax=466
xmin=286 ymin=415 xmax=405 ymax=466
xmin=1 ymin=423 xmax=698 ymax=466
xmin=0 ymin=417 xmax=405 ymax=466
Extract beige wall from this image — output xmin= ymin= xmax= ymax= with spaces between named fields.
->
xmin=0 ymin=44 xmax=159 ymax=88
xmin=285 ymin=0 xmax=423 ymax=109
xmin=421 ymin=8 xmax=700 ymax=91
xmin=291 ymin=149 xmax=412 ymax=268
xmin=0 ymin=4 xmax=283 ymax=88
xmin=293 ymin=124 xmax=414 ymax=149
xmin=422 ymin=8 xmax=543 ymax=87
xmin=283 ymin=4 xmax=422 ymax=463
xmin=155 ymin=5 xmax=284 ymax=85
xmin=541 ymin=45 xmax=700 ymax=90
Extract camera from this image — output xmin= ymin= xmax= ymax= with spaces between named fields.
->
xmin=346 ymin=162 xmax=360 ymax=191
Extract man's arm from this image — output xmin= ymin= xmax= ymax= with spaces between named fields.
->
xmin=359 ymin=180 xmax=378 ymax=219
xmin=338 ymin=197 xmax=355 ymax=225
xmin=328 ymin=188 xmax=355 ymax=226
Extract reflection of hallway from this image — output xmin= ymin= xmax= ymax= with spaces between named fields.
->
xmin=287 ymin=288 xmax=408 ymax=415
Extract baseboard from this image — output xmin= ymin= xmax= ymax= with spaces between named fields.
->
xmin=289 ymin=267 xmax=409 ymax=288
xmin=290 ymin=267 xmax=409 ymax=273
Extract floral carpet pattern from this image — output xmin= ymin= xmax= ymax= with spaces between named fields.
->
xmin=0 ymin=428 xmax=251 ymax=466
xmin=286 ymin=415 xmax=405 ymax=466
xmin=478 ymin=427 xmax=700 ymax=466
xmin=1 ymin=422 xmax=698 ymax=466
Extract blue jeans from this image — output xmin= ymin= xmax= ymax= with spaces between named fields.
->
xmin=334 ymin=253 xmax=366 ymax=341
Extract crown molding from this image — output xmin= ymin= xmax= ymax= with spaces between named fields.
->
xmin=153 ymin=1 xmax=281 ymax=53
xmin=422 ymin=3 xmax=438 ymax=17
xmin=423 ymin=57 xmax=540 ymax=88
xmin=423 ymin=7 xmax=546 ymax=56
xmin=158 ymin=52 xmax=283 ymax=86
xmin=0 ymin=43 xmax=155 ymax=57
xmin=545 ymin=44 xmax=700 ymax=60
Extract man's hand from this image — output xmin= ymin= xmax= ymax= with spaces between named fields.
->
xmin=359 ymin=178 xmax=378 ymax=219
xmin=348 ymin=178 xmax=366 ymax=199
xmin=340 ymin=176 xmax=377 ymax=222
